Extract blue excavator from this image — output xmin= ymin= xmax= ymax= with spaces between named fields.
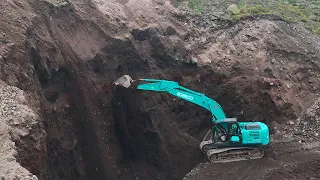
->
xmin=114 ymin=75 xmax=270 ymax=163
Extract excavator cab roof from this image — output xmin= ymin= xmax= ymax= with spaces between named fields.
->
xmin=215 ymin=118 xmax=238 ymax=124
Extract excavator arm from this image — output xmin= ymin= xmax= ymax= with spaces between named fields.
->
xmin=116 ymin=77 xmax=227 ymax=122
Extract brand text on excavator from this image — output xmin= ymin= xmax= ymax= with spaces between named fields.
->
xmin=177 ymin=92 xmax=194 ymax=100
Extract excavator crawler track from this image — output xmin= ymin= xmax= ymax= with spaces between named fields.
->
xmin=206 ymin=147 xmax=264 ymax=163
xmin=199 ymin=131 xmax=264 ymax=163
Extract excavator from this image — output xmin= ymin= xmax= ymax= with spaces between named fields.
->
xmin=114 ymin=75 xmax=270 ymax=163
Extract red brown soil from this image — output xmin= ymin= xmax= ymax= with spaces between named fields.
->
xmin=1 ymin=0 xmax=320 ymax=180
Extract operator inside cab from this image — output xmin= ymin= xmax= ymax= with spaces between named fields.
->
xmin=216 ymin=122 xmax=239 ymax=142
xmin=217 ymin=123 xmax=227 ymax=142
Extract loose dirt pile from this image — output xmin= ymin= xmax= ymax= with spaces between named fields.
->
xmin=0 ymin=0 xmax=320 ymax=180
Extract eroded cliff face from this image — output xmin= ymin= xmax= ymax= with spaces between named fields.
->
xmin=0 ymin=80 xmax=41 ymax=180
xmin=1 ymin=0 xmax=320 ymax=180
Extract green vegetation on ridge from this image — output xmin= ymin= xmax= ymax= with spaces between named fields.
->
xmin=234 ymin=0 xmax=320 ymax=35
xmin=174 ymin=0 xmax=320 ymax=36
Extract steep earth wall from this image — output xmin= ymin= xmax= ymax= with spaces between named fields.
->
xmin=0 ymin=80 xmax=41 ymax=180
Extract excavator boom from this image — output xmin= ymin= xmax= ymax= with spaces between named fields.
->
xmin=134 ymin=78 xmax=227 ymax=121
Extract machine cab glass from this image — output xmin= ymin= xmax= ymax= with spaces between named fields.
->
xmin=213 ymin=118 xmax=242 ymax=145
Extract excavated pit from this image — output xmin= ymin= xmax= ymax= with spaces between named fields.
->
xmin=1 ymin=0 xmax=320 ymax=180
xmin=27 ymin=47 xmax=289 ymax=180
xmin=108 ymin=66 xmax=291 ymax=180
xmin=18 ymin=23 xmax=319 ymax=180
xmin=110 ymin=78 xmax=275 ymax=179
xmin=12 ymin=24 xmax=320 ymax=180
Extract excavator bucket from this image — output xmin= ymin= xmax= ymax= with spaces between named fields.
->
xmin=113 ymin=75 xmax=133 ymax=88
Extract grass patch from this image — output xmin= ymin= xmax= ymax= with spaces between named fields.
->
xmin=189 ymin=0 xmax=202 ymax=13
xmin=313 ymin=28 xmax=320 ymax=35
xmin=171 ymin=0 xmax=202 ymax=13
xmin=232 ymin=5 xmax=272 ymax=20
xmin=172 ymin=0 xmax=319 ymax=36
xmin=231 ymin=1 xmax=319 ymax=36
xmin=306 ymin=26 xmax=320 ymax=35
xmin=233 ymin=4 xmax=308 ymax=21
xmin=188 ymin=0 xmax=203 ymax=13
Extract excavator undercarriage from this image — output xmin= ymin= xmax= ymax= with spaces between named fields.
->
xmin=200 ymin=130 xmax=264 ymax=163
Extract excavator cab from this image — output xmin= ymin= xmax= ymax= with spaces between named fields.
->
xmin=212 ymin=118 xmax=242 ymax=146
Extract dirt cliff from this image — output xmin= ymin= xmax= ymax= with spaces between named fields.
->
xmin=0 ymin=80 xmax=41 ymax=180
xmin=0 ymin=0 xmax=320 ymax=180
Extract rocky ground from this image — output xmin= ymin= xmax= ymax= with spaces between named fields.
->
xmin=0 ymin=0 xmax=319 ymax=180
xmin=0 ymin=81 xmax=41 ymax=180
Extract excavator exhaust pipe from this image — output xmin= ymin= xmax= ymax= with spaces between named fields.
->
xmin=113 ymin=75 xmax=133 ymax=88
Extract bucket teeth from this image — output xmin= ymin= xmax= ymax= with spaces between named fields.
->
xmin=114 ymin=75 xmax=133 ymax=88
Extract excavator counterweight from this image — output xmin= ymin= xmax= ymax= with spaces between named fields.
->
xmin=113 ymin=75 xmax=269 ymax=163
